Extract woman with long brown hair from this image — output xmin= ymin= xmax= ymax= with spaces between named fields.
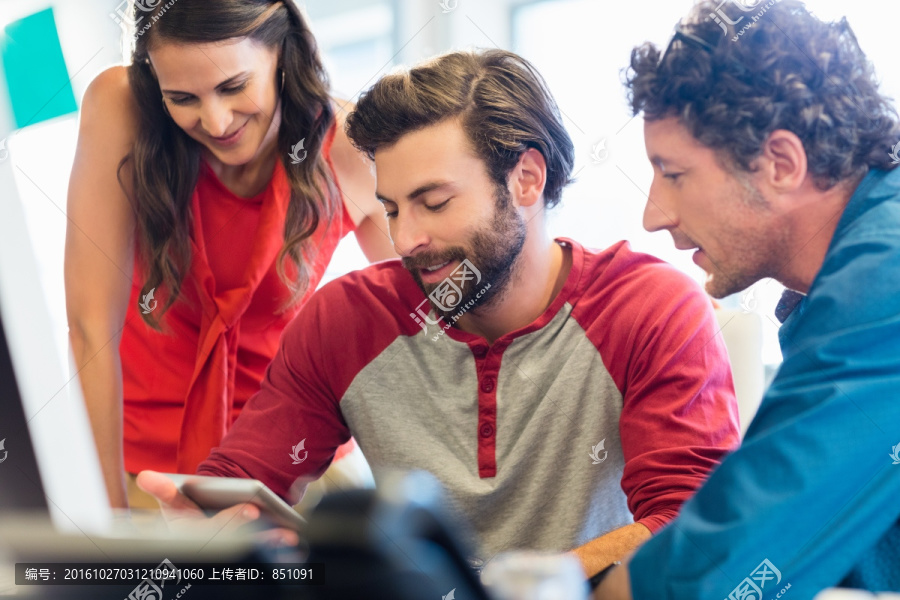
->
xmin=65 ymin=0 xmax=393 ymax=508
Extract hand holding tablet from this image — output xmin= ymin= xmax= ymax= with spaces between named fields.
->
xmin=135 ymin=471 xmax=305 ymax=538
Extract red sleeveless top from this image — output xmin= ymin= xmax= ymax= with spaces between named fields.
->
xmin=120 ymin=122 xmax=356 ymax=474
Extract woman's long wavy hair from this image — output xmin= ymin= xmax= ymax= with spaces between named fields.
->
xmin=120 ymin=0 xmax=339 ymax=328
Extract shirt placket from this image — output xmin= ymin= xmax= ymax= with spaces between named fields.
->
xmin=471 ymin=341 xmax=504 ymax=478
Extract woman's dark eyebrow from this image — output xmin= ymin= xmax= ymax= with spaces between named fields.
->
xmin=161 ymin=72 xmax=250 ymax=95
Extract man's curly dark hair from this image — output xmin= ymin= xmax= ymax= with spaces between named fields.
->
xmin=625 ymin=0 xmax=900 ymax=190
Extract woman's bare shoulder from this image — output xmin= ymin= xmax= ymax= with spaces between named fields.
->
xmin=80 ymin=65 xmax=139 ymax=145
xmin=70 ymin=66 xmax=141 ymax=215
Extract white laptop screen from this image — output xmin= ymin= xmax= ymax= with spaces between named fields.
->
xmin=0 ymin=140 xmax=112 ymax=534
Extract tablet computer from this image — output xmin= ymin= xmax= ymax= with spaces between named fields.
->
xmin=161 ymin=474 xmax=306 ymax=532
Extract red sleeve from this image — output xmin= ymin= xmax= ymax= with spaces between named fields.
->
xmin=576 ymin=242 xmax=741 ymax=533
xmin=197 ymin=262 xmax=414 ymax=502
xmin=196 ymin=305 xmax=351 ymax=503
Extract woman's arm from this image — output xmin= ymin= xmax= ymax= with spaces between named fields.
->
xmin=329 ymin=101 xmax=397 ymax=262
xmin=65 ymin=66 xmax=138 ymax=509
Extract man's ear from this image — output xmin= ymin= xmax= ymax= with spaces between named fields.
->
xmin=758 ymin=129 xmax=807 ymax=193
xmin=510 ymin=147 xmax=547 ymax=208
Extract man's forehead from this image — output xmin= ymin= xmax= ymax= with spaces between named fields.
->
xmin=373 ymin=150 xmax=455 ymax=203
xmin=644 ymin=116 xmax=690 ymax=141
xmin=374 ymin=123 xmax=482 ymax=201
xmin=644 ymin=117 xmax=707 ymax=163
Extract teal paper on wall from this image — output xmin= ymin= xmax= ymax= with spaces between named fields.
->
xmin=1 ymin=7 xmax=77 ymax=129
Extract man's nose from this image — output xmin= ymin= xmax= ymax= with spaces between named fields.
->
xmin=643 ymin=178 xmax=677 ymax=233
xmin=390 ymin=211 xmax=430 ymax=257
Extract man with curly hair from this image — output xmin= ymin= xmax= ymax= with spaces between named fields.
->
xmin=595 ymin=1 xmax=900 ymax=599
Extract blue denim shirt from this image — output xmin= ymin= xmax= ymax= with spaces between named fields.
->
xmin=630 ymin=167 xmax=900 ymax=600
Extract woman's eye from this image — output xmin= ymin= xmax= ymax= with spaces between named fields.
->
xmin=664 ymin=173 xmax=683 ymax=182
xmin=164 ymin=82 xmax=247 ymax=106
xmin=222 ymin=82 xmax=248 ymax=94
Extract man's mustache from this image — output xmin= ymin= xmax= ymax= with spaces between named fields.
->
xmin=402 ymin=248 xmax=467 ymax=272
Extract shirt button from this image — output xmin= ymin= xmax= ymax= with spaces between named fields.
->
xmin=481 ymin=376 xmax=496 ymax=393
xmin=472 ymin=345 xmax=488 ymax=358
xmin=480 ymin=423 xmax=494 ymax=438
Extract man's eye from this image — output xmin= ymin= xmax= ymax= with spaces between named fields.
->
xmin=425 ymin=199 xmax=451 ymax=212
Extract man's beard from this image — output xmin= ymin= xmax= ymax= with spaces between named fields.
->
xmin=702 ymin=177 xmax=785 ymax=299
xmin=403 ymin=185 xmax=527 ymax=322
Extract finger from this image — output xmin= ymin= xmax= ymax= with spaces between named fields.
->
xmin=135 ymin=470 xmax=202 ymax=513
xmin=255 ymin=527 xmax=300 ymax=548
xmin=205 ymin=502 xmax=262 ymax=538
